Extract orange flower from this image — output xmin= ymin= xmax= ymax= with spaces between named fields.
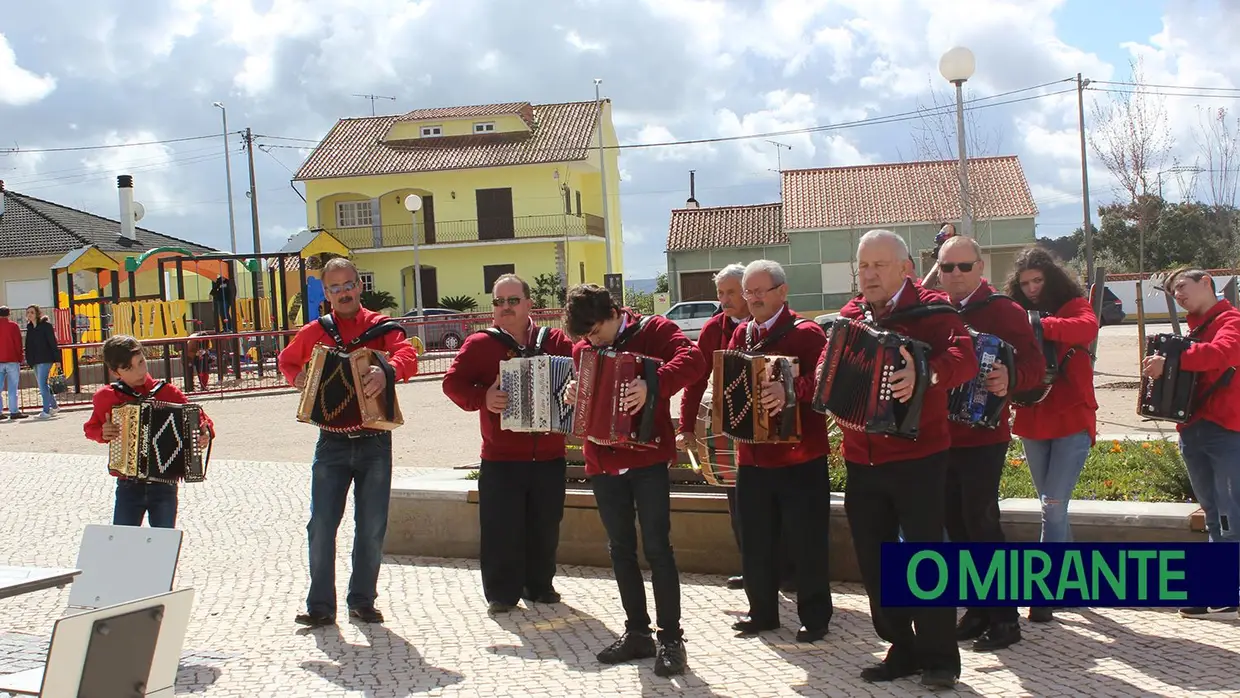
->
xmin=1111 ymin=444 xmax=1123 ymax=453
xmin=1009 ymin=458 xmax=1022 ymax=467
xmin=1104 ymin=479 xmax=1114 ymax=488
xmin=1142 ymin=442 xmax=1151 ymax=450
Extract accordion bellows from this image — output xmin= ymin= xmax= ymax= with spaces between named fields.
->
xmin=499 ymin=355 xmax=577 ymax=434
xmin=710 ymin=350 xmax=801 ymax=443
xmin=947 ymin=330 xmax=1016 ymax=429
xmin=297 ymin=343 xmax=403 ymax=433
xmin=109 ymin=401 xmax=209 ymax=483
xmin=572 ymin=347 xmax=663 ymax=447
xmin=1139 ymin=333 xmax=1200 ymax=423
xmin=1010 ymin=311 xmax=1058 ymax=407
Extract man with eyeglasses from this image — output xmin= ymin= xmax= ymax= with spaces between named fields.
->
xmin=723 ymin=260 xmax=834 ymax=645
xmin=937 ymin=235 xmax=1044 ymax=652
xmin=442 ymin=273 xmax=575 ymax=614
xmin=278 ymin=257 xmax=419 ymax=628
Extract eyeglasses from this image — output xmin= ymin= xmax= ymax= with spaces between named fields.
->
xmin=492 ymin=296 xmax=524 ymax=307
xmin=742 ymin=285 xmax=783 ymax=299
xmin=939 ymin=262 xmax=977 ymax=273
xmin=326 ymin=280 xmax=358 ymax=294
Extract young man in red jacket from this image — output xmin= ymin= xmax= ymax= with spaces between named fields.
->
xmin=1006 ymin=246 xmax=1098 ymax=624
xmin=564 ymin=283 xmax=706 ymax=678
xmin=831 ymin=230 xmax=977 ymax=689
xmin=724 ymin=260 xmax=834 ymax=644
xmin=1142 ymin=267 xmax=1240 ymax=620
xmin=442 ymin=274 xmax=575 ymax=614
xmin=278 ymin=258 xmax=419 ymax=628
xmin=0 ymin=306 xmax=26 ymax=420
xmin=937 ymin=236 xmax=1045 ymax=651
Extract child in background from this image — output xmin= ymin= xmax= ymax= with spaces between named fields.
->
xmin=84 ymin=335 xmax=214 ymax=528
xmin=192 ymin=343 xmax=215 ymax=391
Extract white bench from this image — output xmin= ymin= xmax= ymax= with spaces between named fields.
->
xmin=66 ymin=525 xmax=182 ymax=612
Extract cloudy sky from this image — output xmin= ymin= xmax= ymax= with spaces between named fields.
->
xmin=1 ymin=0 xmax=1236 ymax=279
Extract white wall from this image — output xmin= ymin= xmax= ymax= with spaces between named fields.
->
xmin=1104 ymin=277 xmax=1237 ymax=319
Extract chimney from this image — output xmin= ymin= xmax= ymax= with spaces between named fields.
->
xmin=685 ymin=170 xmax=699 ymax=209
xmin=118 ymin=175 xmax=136 ymax=240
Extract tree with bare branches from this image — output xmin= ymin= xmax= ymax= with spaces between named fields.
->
xmin=1193 ymin=105 xmax=1240 ymax=208
xmin=1088 ymin=58 xmax=1175 ymax=203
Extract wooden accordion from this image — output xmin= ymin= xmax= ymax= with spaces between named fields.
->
xmin=812 ymin=317 xmax=932 ymax=439
xmin=947 ymin=330 xmax=1016 ymax=429
xmin=571 ymin=347 xmax=663 ymax=447
xmin=296 ymin=343 xmax=404 ymax=433
xmin=1010 ymin=311 xmax=1059 ymax=407
xmin=1138 ymin=333 xmax=1200 ymax=423
xmin=710 ymin=350 xmax=801 ymax=444
xmin=109 ymin=401 xmax=210 ymax=483
xmin=499 ymin=355 xmax=577 ymax=434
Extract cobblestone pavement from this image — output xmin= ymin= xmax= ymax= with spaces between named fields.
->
xmin=2 ymin=450 xmax=1239 ymax=697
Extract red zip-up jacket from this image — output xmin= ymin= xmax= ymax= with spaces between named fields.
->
xmin=278 ymin=308 xmax=419 ymax=387
xmin=725 ymin=305 xmax=830 ymax=467
xmin=442 ymin=321 xmax=575 ymax=462
xmin=833 ymin=278 xmax=978 ymax=465
xmin=0 ymin=317 xmax=22 ymax=363
xmin=1012 ymin=297 xmax=1099 ymax=443
xmin=949 ymin=282 xmax=1047 ymax=448
xmin=678 ymin=312 xmax=745 ymax=435
xmin=84 ymin=375 xmax=216 ymax=478
xmin=572 ymin=309 xmax=706 ymax=476
xmin=1177 ymin=299 xmax=1240 ymax=434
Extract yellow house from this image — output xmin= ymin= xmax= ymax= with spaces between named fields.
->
xmin=292 ymin=99 xmax=624 ymax=312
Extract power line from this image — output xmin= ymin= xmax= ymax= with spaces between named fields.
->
xmin=0 ymin=132 xmax=234 ymax=155
xmin=1090 ymin=87 xmax=1240 ymax=100
xmin=1091 ymin=79 xmax=1240 ymax=93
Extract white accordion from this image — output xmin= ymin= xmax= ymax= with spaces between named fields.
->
xmin=499 ymin=355 xmax=577 ymax=434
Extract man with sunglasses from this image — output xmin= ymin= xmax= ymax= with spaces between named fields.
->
xmin=278 ymin=257 xmax=419 ymax=628
xmin=442 ymin=274 xmax=575 ymax=614
xmin=936 ymin=236 xmax=1044 ymax=652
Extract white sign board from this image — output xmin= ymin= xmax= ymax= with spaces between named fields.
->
xmin=4 ymin=278 xmax=53 ymax=311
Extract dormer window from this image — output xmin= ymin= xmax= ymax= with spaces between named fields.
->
xmin=474 ymin=122 xmax=496 ymax=134
xmin=421 ymin=125 xmax=443 ymax=137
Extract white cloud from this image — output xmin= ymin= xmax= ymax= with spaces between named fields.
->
xmin=0 ymin=33 xmax=56 ymax=106
xmin=627 ymin=124 xmax=717 ymax=162
xmin=565 ymin=30 xmax=605 ymax=53
xmin=78 ymin=132 xmax=182 ymax=213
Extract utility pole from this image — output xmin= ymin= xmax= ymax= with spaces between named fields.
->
xmin=594 ymin=79 xmax=613 ymax=275
xmin=353 ymin=94 xmax=396 ymax=116
xmin=244 ymin=127 xmax=263 ymax=299
xmin=1077 ymin=73 xmax=1094 ymax=284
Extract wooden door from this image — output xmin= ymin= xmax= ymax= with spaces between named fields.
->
xmin=679 ymin=271 xmax=716 ymax=302
xmin=476 ymin=188 xmax=515 ymax=240
xmin=422 ymin=195 xmax=436 ymax=244
xmin=420 ymin=267 xmax=439 ymax=307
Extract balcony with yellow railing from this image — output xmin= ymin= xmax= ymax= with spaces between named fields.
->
xmin=323 ymin=213 xmax=605 ymax=250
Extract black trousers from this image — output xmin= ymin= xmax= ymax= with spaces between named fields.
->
xmin=726 ymin=487 xmax=796 ymax=583
xmin=736 ymin=457 xmax=834 ymax=629
xmin=478 ymin=457 xmax=567 ymax=605
xmin=845 ymin=452 xmax=961 ymax=675
xmin=945 ymin=441 xmax=1019 ymax=624
xmin=591 ymin=462 xmax=682 ymax=641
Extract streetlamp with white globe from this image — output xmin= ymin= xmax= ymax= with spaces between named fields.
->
xmin=404 ymin=194 xmax=425 ymax=344
xmin=939 ymin=46 xmax=976 ymax=237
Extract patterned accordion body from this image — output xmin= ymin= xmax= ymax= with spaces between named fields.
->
xmin=947 ymin=330 xmax=1017 ymax=429
xmin=296 ymin=315 xmax=405 ymax=433
xmin=499 ymin=355 xmax=577 ymax=434
xmin=812 ymin=317 xmax=932 ymax=439
xmin=710 ymin=350 xmax=801 ymax=444
xmin=1138 ymin=333 xmax=1200 ymax=423
xmin=1010 ymin=311 xmax=1059 ymax=407
xmin=571 ymin=347 xmax=663 ymax=447
xmin=692 ymin=389 xmax=739 ymax=487
xmin=109 ymin=400 xmax=209 ymax=484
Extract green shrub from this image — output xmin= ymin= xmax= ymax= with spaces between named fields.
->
xmin=440 ymin=295 xmax=479 ymax=312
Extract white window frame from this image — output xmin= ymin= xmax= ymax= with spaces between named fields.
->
xmin=420 ymin=125 xmax=443 ymax=137
xmin=474 ymin=122 xmax=496 ymax=133
xmin=821 ymin=262 xmax=856 ymax=295
xmin=358 ymin=272 xmax=375 ymax=293
xmin=335 ymin=201 xmax=373 ymax=228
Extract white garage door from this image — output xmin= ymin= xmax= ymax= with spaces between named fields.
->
xmin=4 ymin=279 xmax=54 ymax=312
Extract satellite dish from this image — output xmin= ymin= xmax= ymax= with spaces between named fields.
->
xmin=132 ymin=202 xmax=146 ymax=222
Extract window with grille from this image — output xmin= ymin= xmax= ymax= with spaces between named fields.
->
xmin=358 ymin=272 xmax=375 ymax=293
xmin=474 ymin=122 xmax=496 ymax=133
xmin=421 ymin=125 xmax=443 ymax=137
xmin=336 ymin=201 xmax=373 ymax=228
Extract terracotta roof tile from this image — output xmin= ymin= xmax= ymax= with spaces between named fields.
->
xmin=294 ymin=101 xmax=601 ymax=181
xmin=666 ymin=203 xmax=783 ymax=251
xmin=781 ymin=156 xmax=1038 ymax=231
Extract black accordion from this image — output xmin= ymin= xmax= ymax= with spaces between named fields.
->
xmin=710 ymin=350 xmax=800 ymax=444
xmin=1010 ymin=311 xmax=1059 ymax=407
xmin=812 ymin=317 xmax=932 ymax=439
xmin=108 ymin=382 xmax=211 ymax=483
xmin=947 ymin=330 xmax=1017 ymax=429
xmin=1138 ymin=333 xmax=1201 ymax=423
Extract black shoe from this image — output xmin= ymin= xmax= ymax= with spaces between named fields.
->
xmin=731 ymin=618 xmax=779 ymax=635
xmin=921 ymin=669 xmax=959 ymax=689
xmin=653 ymin=637 xmax=687 ymax=677
xmin=348 ymin=607 xmax=384 ymax=623
xmin=795 ymin=625 xmax=827 ymax=643
xmin=971 ymin=621 xmax=1021 ymax=651
xmin=295 ymin=612 xmax=335 ymax=627
xmin=1179 ymin=606 xmax=1238 ymax=618
xmin=8 ymin=412 xmax=26 ymax=420
xmin=1028 ymin=606 xmax=1054 ymax=623
xmin=955 ymin=613 xmax=989 ymax=641
xmin=860 ymin=661 xmax=919 ymax=682
xmin=522 ymin=588 xmax=562 ymax=604
xmin=0 ymin=414 xmax=8 ymax=421
xmin=726 ymin=575 xmax=744 ymax=589
xmin=596 ymin=631 xmax=657 ymax=664
xmin=487 ymin=601 xmax=517 ymax=614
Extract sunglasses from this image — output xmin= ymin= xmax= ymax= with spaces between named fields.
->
xmin=492 ymin=296 xmax=524 ymax=307
xmin=939 ymin=262 xmax=976 ymax=273
xmin=326 ymin=280 xmax=358 ymax=294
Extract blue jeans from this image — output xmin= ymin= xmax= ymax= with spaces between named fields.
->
xmin=1021 ymin=431 xmax=1092 ymax=542
xmin=1180 ymin=420 xmax=1240 ymax=543
xmin=34 ymin=363 xmax=57 ymax=413
xmin=0 ymin=362 xmax=18 ymax=414
xmin=306 ymin=431 xmax=393 ymax=616
xmin=113 ymin=479 xmax=178 ymax=528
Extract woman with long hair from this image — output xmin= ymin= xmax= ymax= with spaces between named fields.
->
xmin=1004 ymin=247 xmax=1099 ymax=623
xmin=24 ymin=305 xmax=60 ymax=418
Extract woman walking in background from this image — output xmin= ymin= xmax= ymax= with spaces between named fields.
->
xmin=24 ymin=305 xmax=60 ymax=419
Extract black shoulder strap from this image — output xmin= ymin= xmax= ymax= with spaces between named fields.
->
xmin=112 ymin=379 xmax=167 ymax=402
xmin=479 ymin=326 xmax=546 ymax=357
xmin=612 ymin=315 xmax=652 ymax=350
xmin=532 ymin=326 xmax=549 ymax=355
xmin=350 ymin=318 xmax=406 ymax=349
xmin=316 ymin=314 xmax=344 ymax=347
xmin=961 ymin=293 xmax=1017 ymax=313
xmin=748 ymin=317 xmax=809 ymax=352
xmin=876 ymin=302 xmax=959 ymax=326
xmin=1195 ymin=367 xmax=1236 ymax=410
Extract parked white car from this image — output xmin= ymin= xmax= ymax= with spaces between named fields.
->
xmin=662 ymin=301 xmax=721 ymax=340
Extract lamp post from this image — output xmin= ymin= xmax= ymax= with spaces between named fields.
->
xmin=211 ymin=102 xmax=238 ymax=254
xmin=594 ymin=78 xmax=613 ymax=274
xmin=404 ymin=194 xmax=425 ymax=345
xmin=939 ymin=46 xmax=976 ymax=238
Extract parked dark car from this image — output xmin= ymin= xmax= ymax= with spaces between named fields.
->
xmin=1097 ymin=287 xmax=1126 ymax=326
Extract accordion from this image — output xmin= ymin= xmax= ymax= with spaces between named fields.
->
xmin=499 ymin=355 xmax=577 ymax=434
xmin=109 ymin=400 xmax=210 ymax=483
xmin=1138 ymin=333 xmax=1201 ymax=423
xmin=947 ymin=330 xmax=1016 ymax=429
xmin=571 ymin=347 xmax=663 ymax=448
xmin=1010 ymin=311 xmax=1059 ymax=407
xmin=710 ymin=350 xmax=801 ymax=444
xmin=296 ymin=343 xmax=403 ymax=433
xmin=812 ymin=317 xmax=932 ymax=439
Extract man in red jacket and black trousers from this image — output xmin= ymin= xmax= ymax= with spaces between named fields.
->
xmin=725 ymin=260 xmax=834 ymax=644
xmin=1142 ymin=267 xmax=1240 ymax=620
xmin=937 ymin=236 xmax=1045 ymax=651
xmin=278 ymin=258 xmax=419 ymax=628
xmin=563 ymin=283 xmax=706 ymax=678
xmin=443 ymin=274 xmax=575 ymax=614
xmin=831 ymin=230 xmax=977 ymax=689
